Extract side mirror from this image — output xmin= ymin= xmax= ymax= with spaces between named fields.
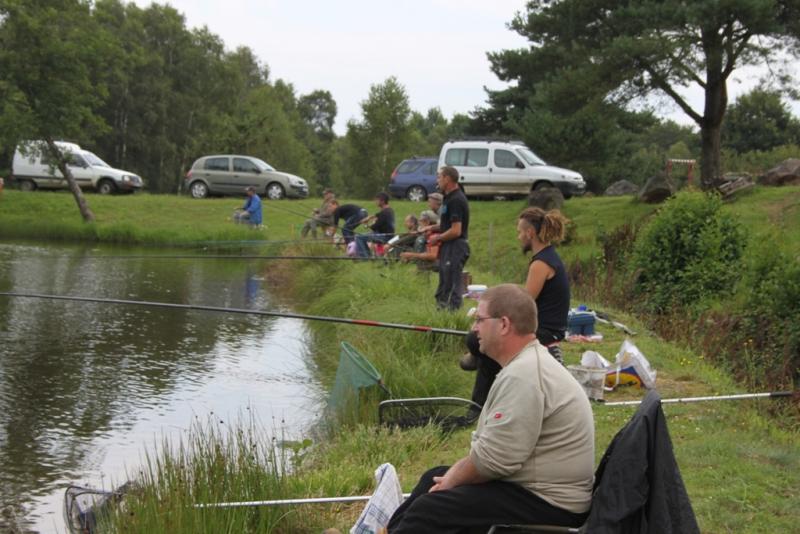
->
xmin=515 ymin=161 xmax=525 ymax=169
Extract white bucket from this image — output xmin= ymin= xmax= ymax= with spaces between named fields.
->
xmin=567 ymin=365 xmax=607 ymax=401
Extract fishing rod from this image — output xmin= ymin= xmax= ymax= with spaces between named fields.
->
xmin=195 ymin=493 xmax=412 ymax=509
xmin=0 ymin=292 xmax=469 ymax=337
xmin=602 ymin=391 xmax=796 ymax=406
xmin=78 ymin=254 xmax=400 ymax=261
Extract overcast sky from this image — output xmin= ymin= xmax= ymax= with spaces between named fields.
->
xmin=132 ymin=1 xmax=797 ymax=135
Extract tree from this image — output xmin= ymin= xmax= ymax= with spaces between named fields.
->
xmin=486 ymin=0 xmax=800 ymax=189
xmin=0 ymin=0 xmax=112 ymax=221
xmin=722 ymin=88 xmax=800 ymax=153
xmin=344 ymin=77 xmax=413 ymax=196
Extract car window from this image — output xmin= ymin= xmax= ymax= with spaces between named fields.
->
xmin=397 ymin=161 xmax=423 ymax=174
xmin=445 ymin=148 xmax=490 ymax=167
xmin=233 ymin=158 xmax=259 ymax=173
xmin=494 ymin=149 xmax=523 ymax=169
xmin=516 ymin=147 xmax=546 ymax=166
xmin=67 ymin=154 xmax=87 ymax=167
xmin=445 ymin=149 xmax=467 ymax=166
xmin=251 ymin=157 xmax=275 ymax=171
xmin=83 ymin=152 xmax=110 ymax=168
xmin=424 ymin=161 xmax=437 ymax=175
xmin=204 ymin=157 xmax=230 ymax=171
xmin=465 ymin=149 xmax=489 ymax=167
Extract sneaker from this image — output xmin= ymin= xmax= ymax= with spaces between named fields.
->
xmin=459 ymin=351 xmax=478 ymax=371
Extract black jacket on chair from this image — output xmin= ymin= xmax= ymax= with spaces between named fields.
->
xmin=585 ymin=390 xmax=700 ymax=534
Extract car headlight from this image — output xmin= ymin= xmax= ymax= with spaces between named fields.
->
xmin=121 ymin=175 xmax=132 ymax=182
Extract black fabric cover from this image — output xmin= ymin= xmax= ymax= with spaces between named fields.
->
xmin=586 ymin=390 xmax=700 ymax=534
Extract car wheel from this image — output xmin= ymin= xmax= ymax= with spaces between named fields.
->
xmin=406 ymin=185 xmax=427 ymax=202
xmin=190 ymin=181 xmax=209 ymax=199
xmin=266 ymin=182 xmax=285 ymax=200
xmin=533 ymin=181 xmax=554 ymax=192
xmin=97 ymin=179 xmax=116 ymax=195
xmin=18 ymin=179 xmax=36 ymax=192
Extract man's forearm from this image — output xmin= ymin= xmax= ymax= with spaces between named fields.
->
xmin=429 ymin=456 xmax=488 ymax=492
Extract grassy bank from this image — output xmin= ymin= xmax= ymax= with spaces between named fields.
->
xmin=2 ymin=189 xmax=799 ymax=532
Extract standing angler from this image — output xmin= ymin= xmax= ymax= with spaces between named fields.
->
xmin=429 ymin=166 xmax=469 ymax=310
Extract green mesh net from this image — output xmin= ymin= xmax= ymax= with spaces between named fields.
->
xmin=328 ymin=341 xmax=385 ymax=411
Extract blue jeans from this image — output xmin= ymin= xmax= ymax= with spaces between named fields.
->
xmin=355 ymin=232 xmax=391 ymax=258
xmin=342 ymin=209 xmax=368 ymax=244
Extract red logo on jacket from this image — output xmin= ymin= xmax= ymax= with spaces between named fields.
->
xmin=493 ymin=412 xmax=503 ymax=419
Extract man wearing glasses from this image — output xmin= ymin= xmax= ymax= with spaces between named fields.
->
xmin=387 ymin=284 xmax=594 ymax=533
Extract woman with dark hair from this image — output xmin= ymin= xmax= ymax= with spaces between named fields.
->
xmin=463 ymin=207 xmax=571 ymax=408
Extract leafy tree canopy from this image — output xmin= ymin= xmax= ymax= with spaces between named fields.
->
xmin=483 ymin=0 xmax=800 ymax=188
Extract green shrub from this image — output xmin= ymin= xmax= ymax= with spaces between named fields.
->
xmin=632 ymin=191 xmax=746 ymax=312
xmin=736 ymin=238 xmax=800 ymax=386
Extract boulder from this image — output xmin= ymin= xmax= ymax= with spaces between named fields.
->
xmin=638 ymin=173 xmax=676 ymax=204
xmin=527 ymin=187 xmax=565 ymax=210
xmin=604 ymin=180 xmax=639 ymax=196
xmin=759 ymin=159 xmax=800 ymax=186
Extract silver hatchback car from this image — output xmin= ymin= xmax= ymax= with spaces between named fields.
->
xmin=184 ymin=155 xmax=309 ymax=199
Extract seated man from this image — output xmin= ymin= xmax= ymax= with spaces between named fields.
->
xmin=385 ymin=214 xmax=420 ymax=257
xmin=301 ymin=188 xmax=336 ymax=239
xmin=233 ymin=186 xmax=262 ymax=227
xmin=387 ymin=284 xmax=595 ymax=534
xmin=355 ymin=192 xmax=395 ymax=258
xmin=413 ymin=209 xmax=439 ymax=253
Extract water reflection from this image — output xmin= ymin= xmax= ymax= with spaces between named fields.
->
xmin=0 ymin=242 xmax=323 ymax=533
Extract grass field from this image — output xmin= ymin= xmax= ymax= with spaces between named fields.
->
xmin=1 ymin=187 xmax=799 ymax=533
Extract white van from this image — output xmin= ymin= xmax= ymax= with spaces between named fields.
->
xmin=438 ymin=140 xmax=586 ymax=198
xmin=11 ymin=141 xmax=143 ymax=194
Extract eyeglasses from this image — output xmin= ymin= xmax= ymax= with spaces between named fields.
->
xmin=473 ymin=315 xmax=500 ymax=324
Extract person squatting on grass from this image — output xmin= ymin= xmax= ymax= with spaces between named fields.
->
xmin=233 ymin=186 xmax=263 ymax=227
xmin=430 ymin=166 xmax=469 ymax=310
xmin=387 ymin=284 xmax=594 ymax=533
xmin=301 ymin=188 xmax=336 ymax=239
xmin=328 ymin=200 xmax=368 ymax=245
xmin=355 ymin=192 xmax=395 ymax=258
xmin=463 ymin=207 xmax=571 ymax=408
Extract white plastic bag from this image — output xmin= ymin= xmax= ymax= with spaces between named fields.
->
xmin=581 ymin=350 xmax=611 ymax=369
xmin=606 ymin=339 xmax=657 ymax=389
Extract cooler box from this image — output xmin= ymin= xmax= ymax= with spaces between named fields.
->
xmin=568 ymin=311 xmax=596 ymax=336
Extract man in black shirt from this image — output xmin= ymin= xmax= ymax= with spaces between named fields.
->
xmin=430 ymin=166 xmax=470 ymax=310
xmin=355 ymin=192 xmax=395 ymax=258
xmin=329 ymin=200 xmax=368 ymax=244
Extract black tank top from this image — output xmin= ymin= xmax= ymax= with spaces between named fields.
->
xmin=530 ymin=245 xmax=570 ymax=334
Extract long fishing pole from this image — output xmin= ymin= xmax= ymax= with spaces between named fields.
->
xmin=0 ymin=292 xmax=469 ymax=336
xmin=602 ymin=391 xmax=796 ymax=406
xmin=195 ymin=493 xmax=411 ymax=509
xmin=78 ymin=254 xmax=400 ymax=261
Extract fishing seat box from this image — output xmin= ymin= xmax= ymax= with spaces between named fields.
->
xmin=568 ymin=311 xmax=596 ymax=336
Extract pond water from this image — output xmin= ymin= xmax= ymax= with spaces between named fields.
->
xmin=0 ymin=241 xmax=324 ymax=533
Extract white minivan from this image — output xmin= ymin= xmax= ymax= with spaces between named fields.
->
xmin=438 ymin=140 xmax=586 ymax=198
xmin=11 ymin=141 xmax=144 ymax=194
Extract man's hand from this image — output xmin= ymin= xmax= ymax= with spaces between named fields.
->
xmin=428 ymin=457 xmax=486 ymax=493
